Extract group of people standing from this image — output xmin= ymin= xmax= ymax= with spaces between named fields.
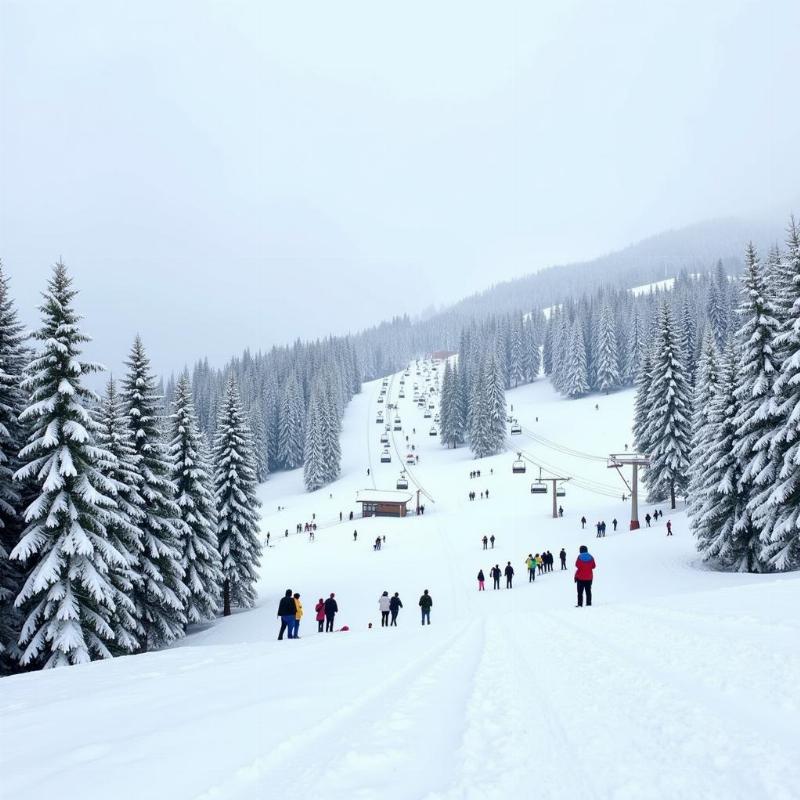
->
xmin=467 ymin=490 xmax=490 ymax=501
xmin=276 ymin=590 xmax=340 ymax=639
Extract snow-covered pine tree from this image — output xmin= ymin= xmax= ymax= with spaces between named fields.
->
xmin=753 ymin=218 xmax=800 ymax=570
xmin=525 ymin=315 xmax=541 ymax=382
xmin=94 ymin=378 xmax=146 ymax=654
xmin=641 ymin=303 xmax=692 ymax=508
xmin=170 ymin=373 xmax=222 ymax=624
xmin=0 ymin=263 xmax=28 ymax=669
xmin=122 ymin=335 xmax=188 ymax=649
xmin=632 ymin=348 xmax=654 ymax=456
xmin=11 ymin=263 xmax=126 ymax=668
xmin=303 ymin=386 xmax=327 ymax=491
xmin=623 ymin=307 xmax=646 ymax=385
xmin=278 ymin=373 xmax=304 ymax=469
xmin=508 ymin=317 xmax=525 ymax=388
xmin=564 ymin=322 xmax=589 ymax=398
xmin=728 ymin=244 xmax=780 ymax=572
xmin=595 ymin=304 xmax=619 ymax=394
xmin=689 ymin=341 xmax=747 ymax=567
xmin=481 ymin=353 xmax=507 ymax=456
xmin=248 ymin=407 xmax=269 ymax=482
xmin=212 ymin=375 xmax=262 ymax=615
xmin=320 ymin=381 xmax=342 ymax=484
xmin=467 ymin=355 xmax=489 ymax=456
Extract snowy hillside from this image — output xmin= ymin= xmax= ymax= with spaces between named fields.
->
xmin=3 ymin=366 xmax=799 ymax=800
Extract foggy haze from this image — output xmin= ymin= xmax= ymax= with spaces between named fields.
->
xmin=1 ymin=0 xmax=798 ymax=377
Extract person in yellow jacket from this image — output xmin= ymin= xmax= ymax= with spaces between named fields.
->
xmin=291 ymin=592 xmax=303 ymax=639
xmin=535 ymin=553 xmax=544 ymax=575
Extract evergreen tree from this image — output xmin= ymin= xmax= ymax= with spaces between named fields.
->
xmin=564 ymin=322 xmax=589 ymax=398
xmin=508 ymin=317 xmax=525 ymax=388
xmin=303 ymin=387 xmax=327 ymax=491
xmin=728 ymin=244 xmax=780 ymax=572
xmin=482 ymin=354 xmax=507 ymax=456
xmin=632 ymin=348 xmax=654 ymax=456
xmin=122 ymin=336 xmax=188 ymax=649
xmin=170 ymin=374 xmax=222 ymax=624
xmin=94 ymin=378 xmax=146 ymax=654
xmin=595 ymin=305 xmax=619 ymax=393
xmin=213 ymin=375 xmax=262 ymax=615
xmin=0 ymin=264 xmax=28 ymax=669
xmin=277 ymin=373 xmax=304 ymax=469
xmin=753 ymin=219 xmax=800 ymax=570
xmin=642 ymin=304 xmax=692 ymax=508
xmin=320 ymin=382 xmax=342 ymax=484
xmin=689 ymin=342 xmax=747 ymax=567
xmin=11 ymin=263 xmax=125 ymax=667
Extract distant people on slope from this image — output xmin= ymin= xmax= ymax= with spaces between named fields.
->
xmin=390 ymin=593 xmax=403 ymax=625
xmin=379 ymin=591 xmax=391 ymax=627
xmin=491 ymin=564 xmax=502 ymax=590
xmin=526 ymin=554 xmax=536 ymax=582
xmin=666 ymin=519 xmax=673 ymax=536
xmin=559 ymin=548 xmax=567 ymax=570
xmin=505 ymin=561 xmax=514 ymax=588
xmin=482 ymin=535 xmax=488 ymax=550
xmin=419 ymin=590 xmax=433 ymax=625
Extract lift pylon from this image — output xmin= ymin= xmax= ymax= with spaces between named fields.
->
xmin=608 ymin=453 xmax=650 ymax=530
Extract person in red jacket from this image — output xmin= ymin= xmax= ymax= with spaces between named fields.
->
xmin=574 ymin=545 xmax=596 ymax=607
xmin=315 ymin=598 xmax=325 ymax=632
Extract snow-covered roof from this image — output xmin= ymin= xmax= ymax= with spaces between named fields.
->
xmin=356 ymin=489 xmax=413 ymax=504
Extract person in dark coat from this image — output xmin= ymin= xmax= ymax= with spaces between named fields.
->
xmin=419 ymin=590 xmax=432 ymax=625
xmin=559 ymin=548 xmax=567 ymax=569
xmin=477 ymin=569 xmax=485 ymax=590
xmin=324 ymin=593 xmax=338 ymax=632
xmin=574 ymin=546 xmax=596 ymax=607
xmin=546 ymin=550 xmax=554 ymax=572
xmin=389 ymin=592 xmax=403 ymax=625
xmin=277 ymin=589 xmax=297 ymax=640
xmin=645 ymin=513 xmax=652 ymax=527
xmin=490 ymin=534 xmax=496 ymax=548
xmin=482 ymin=535 xmax=488 ymax=550
xmin=491 ymin=564 xmax=502 ymax=590
xmin=581 ymin=516 xmax=587 ymax=529
xmin=666 ymin=519 xmax=673 ymax=536
xmin=504 ymin=561 xmax=514 ymax=588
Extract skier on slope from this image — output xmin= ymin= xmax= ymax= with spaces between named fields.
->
xmin=574 ymin=546 xmax=596 ymax=607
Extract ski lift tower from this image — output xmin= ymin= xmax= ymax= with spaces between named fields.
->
xmin=607 ymin=453 xmax=650 ymax=530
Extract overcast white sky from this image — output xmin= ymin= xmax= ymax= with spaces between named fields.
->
xmin=1 ymin=0 xmax=798 ymax=377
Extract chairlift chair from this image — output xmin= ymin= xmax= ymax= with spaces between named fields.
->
xmin=380 ymin=450 xmax=392 ymax=463
xmin=556 ymin=487 xmax=566 ymax=497
xmin=510 ymin=423 xmax=522 ymax=435
xmin=512 ymin=459 xmax=527 ymax=474
xmin=429 ymin=427 xmax=438 ymax=436
xmin=530 ymin=482 xmax=547 ymax=494
xmin=396 ymin=474 xmax=409 ymax=490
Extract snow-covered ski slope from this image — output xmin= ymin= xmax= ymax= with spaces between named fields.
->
xmin=3 ymin=365 xmax=800 ymax=800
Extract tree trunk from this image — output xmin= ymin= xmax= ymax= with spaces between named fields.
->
xmin=670 ymin=482 xmax=676 ymax=510
xmin=223 ymin=579 xmax=231 ymax=617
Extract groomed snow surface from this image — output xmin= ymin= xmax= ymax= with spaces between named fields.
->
xmin=3 ymin=369 xmax=799 ymax=800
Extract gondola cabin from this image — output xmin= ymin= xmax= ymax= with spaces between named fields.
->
xmin=396 ymin=475 xmax=409 ymax=490
xmin=380 ymin=449 xmax=392 ymax=463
